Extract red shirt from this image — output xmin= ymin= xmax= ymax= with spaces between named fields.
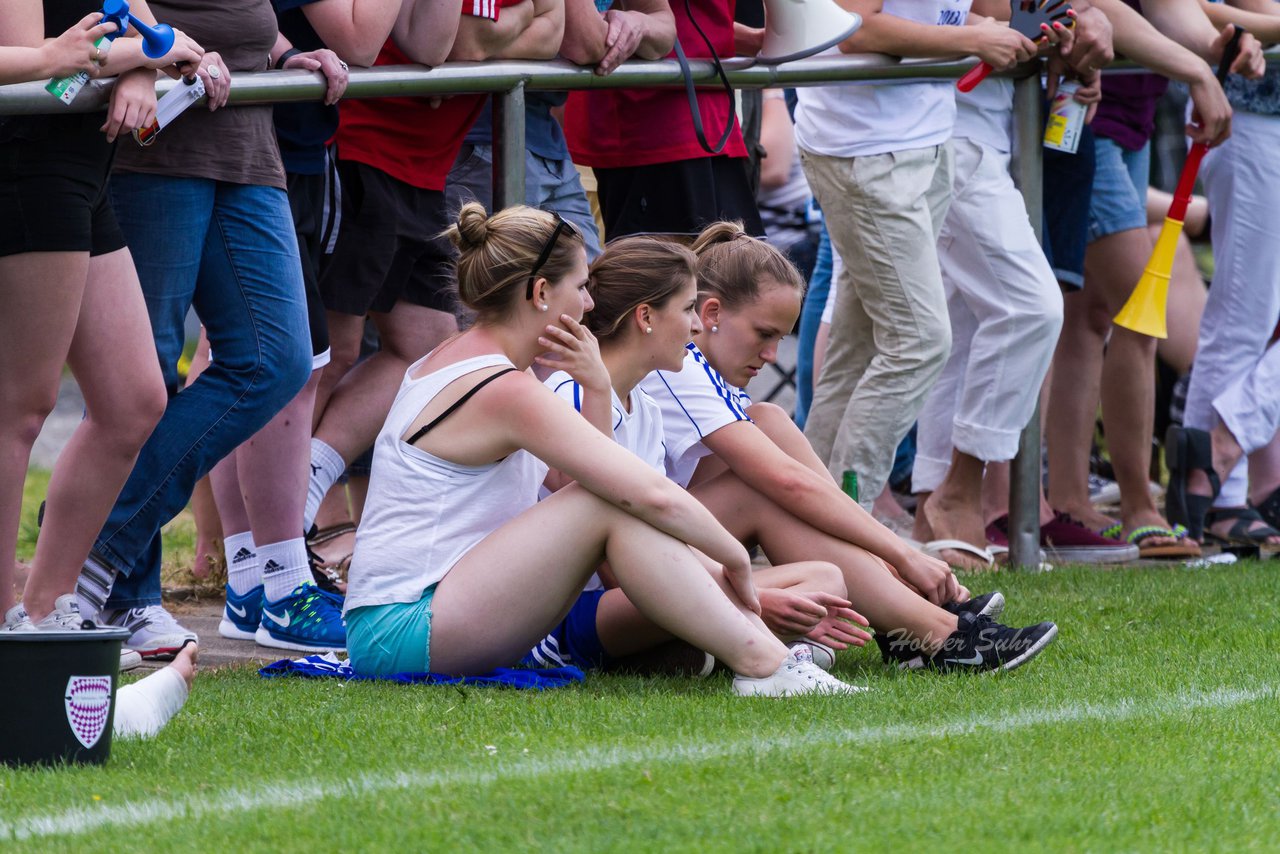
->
xmin=564 ymin=0 xmax=747 ymax=169
xmin=336 ymin=40 xmax=484 ymax=191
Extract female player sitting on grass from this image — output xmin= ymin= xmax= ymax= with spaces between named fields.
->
xmin=531 ymin=238 xmax=871 ymax=676
xmin=340 ymin=203 xmax=862 ymax=696
xmin=537 ymin=225 xmax=1058 ymax=673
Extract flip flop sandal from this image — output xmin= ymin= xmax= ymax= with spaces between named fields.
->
xmin=1099 ymin=522 xmax=1123 ymax=541
xmin=921 ymin=539 xmax=995 ymax=570
xmin=1128 ymin=525 xmax=1202 ymax=559
xmin=1204 ymin=506 xmax=1280 ymax=547
xmin=1164 ymin=425 xmax=1221 ymax=542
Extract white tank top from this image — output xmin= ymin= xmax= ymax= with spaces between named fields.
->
xmin=344 ymin=354 xmax=547 ymax=613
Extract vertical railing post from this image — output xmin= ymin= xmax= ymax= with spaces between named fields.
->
xmin=1009 ymin=71 xmax=1045 ymax=570
xmin=492 ymin=81 xmax=527 ymax=210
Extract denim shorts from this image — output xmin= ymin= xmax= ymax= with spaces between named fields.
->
xmin=1041 ymin=123 xmax=1095 ymax=290
xmin=346 ymin=584 xmax=437 ymax=676
xmin=1087 ymin=136 xmax=1151 ymax=244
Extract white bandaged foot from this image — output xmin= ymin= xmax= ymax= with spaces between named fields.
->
xmin=114 ymin=666 xmax=190 ymax=739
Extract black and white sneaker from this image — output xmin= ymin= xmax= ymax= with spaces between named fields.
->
xmin=929 ymin=612 xmax=1057 ymax=673
xmin=942 ymin=591 xmax=1005 ymax=621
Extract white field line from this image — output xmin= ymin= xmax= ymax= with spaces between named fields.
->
xmin=2 ymin=683 xmax=1273 ymax=842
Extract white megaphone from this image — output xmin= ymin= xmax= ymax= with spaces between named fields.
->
xmin=757 ymin=0 xmax=861 ymax=64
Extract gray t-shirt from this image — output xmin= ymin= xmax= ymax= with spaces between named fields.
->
xmin=113 ymin=0 xmax=285 ymax=189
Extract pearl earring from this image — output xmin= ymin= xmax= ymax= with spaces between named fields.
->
xmin=645 ymin=327 xmax=652 ymax=334
xmin=711 ymin=325 xmax=718 ymax=333
xmin=539 ymin=304 xmax=549 ymax=312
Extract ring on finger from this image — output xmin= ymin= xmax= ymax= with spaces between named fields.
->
xmin=93 ymin=45 xmax=102 ymax=63
xmin=208 ymin=65 xmax=221 ymax=80
xmin=338 ymin=60 xmax=349 ymax=72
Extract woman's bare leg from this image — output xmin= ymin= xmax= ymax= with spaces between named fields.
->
xmin=691 ymin=470 xmax=958 ymax=649
xmin=25 ymin=249 xmax=168 ymax=620
xmin=429 ymin=484 xmax=789 ymax=677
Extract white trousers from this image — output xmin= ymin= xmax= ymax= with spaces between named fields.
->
xmin=913 ymin=138 xmax=1063 ymax=493
xmin=1187 ymin=111 xmax=1280 ymax=507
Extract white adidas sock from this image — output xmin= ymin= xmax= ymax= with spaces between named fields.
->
xmin=114 ymin=667 xmax=190 ymax=739
xmin=303 ymin=438 xmax=346 ymax=532
xmin=223 ymin=531 xmax=259 ymax=596
xmin=259 ymin=538 xmax=313 ymax=603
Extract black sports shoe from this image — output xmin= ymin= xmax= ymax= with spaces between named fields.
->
xmin=929 ymin=612 xmax=1058 ymax=673
xmin=942 ymin=591 xmax=1005 ymax=620
xmin=874 ymin=632 xmax=928 ymax=670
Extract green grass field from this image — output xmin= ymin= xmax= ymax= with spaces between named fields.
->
xmin=4 ymin=556 xmax=1280 ymax=851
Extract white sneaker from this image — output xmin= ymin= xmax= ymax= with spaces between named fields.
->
xmin=99 ymin=604 xmax=197 ymax=659
xmin=733 ymin=647 xmax=868 ymax=697
xmin=2 ymin=604 xmax=33 ymax=631
xmin=790 ymin=641 xmax=835 ymax=671
xmin=119 ymin=648 xmax=143 ymax=671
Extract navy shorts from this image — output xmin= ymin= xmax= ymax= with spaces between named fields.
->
xmin=1041 ymin=122 xmax=1096 ymax=290
xmin=522 ymin=589 xmax=609 ymax=670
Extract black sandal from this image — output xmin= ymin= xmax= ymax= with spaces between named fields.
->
xmin=1252 ymin=485 xmax=1280 ymax=532
xmin=1204 ymin=506 xmax=1280 ymax=547
xmin=1165 ymin=425 xmax=1221 ymax=542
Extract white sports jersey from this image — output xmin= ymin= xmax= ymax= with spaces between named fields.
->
xmin=638 ymin=343 xmax=753 ymax=487
xmin=794 ymin=0 xmax=973 ymax=158
xmin=544 ymin=372 xmax=667 ymax=473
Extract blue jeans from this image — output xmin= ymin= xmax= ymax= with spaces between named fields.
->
xmin=101 ymin=175 xmax=311 ymax=607
xmin=793 ymin=225 xmax=832 ymax=428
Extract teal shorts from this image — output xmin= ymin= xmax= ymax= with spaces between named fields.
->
xmin=345 ymin=584 xmax=437 ymax=676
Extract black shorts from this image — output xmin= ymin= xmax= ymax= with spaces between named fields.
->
xmin=287 ymin=170 xmax=332 ymax=362
xmin=318 ymin=159 xmax=455 ymax=317
xmin=594 ymin=155 xmax=766 ymax=240
xmin=0 ymin=115 xmax=125 ymax=259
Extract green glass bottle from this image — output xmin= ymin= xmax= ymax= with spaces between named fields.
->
xmin=841 ymin=470 xmax=859 ymax=502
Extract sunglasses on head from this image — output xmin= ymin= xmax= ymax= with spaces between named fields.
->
xmin=526 ymin=213 xmax=579 ymax=301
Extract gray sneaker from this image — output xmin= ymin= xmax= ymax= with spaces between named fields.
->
xmin=3 ymin=596 xmax=139 ymax=669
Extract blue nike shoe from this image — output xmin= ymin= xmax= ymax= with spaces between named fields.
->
xmin=255 ymin=583 xmax=346 ymax=653
xmin=218 ymin=584 xmax=264 ymax=641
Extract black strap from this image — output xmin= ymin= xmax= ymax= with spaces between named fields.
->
xmin=673 ymin=0 xmax=737 ymax=156
xmin=406 ymin=368 xmax=518 ymax=447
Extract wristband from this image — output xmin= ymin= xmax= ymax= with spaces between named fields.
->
xmin=274 ymin=48 xmax=302 ymax=70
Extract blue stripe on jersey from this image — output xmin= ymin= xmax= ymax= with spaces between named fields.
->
xmin=551 ymin=379 xmax=583 ymax=413
xmin=689 ymin=345 xmax=748 ymax=421
xmin=655 ymin=370 xmax=705 ymax=438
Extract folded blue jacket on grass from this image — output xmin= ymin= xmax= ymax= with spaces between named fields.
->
xmin=260 ymin=652 xmax=585 ymax=689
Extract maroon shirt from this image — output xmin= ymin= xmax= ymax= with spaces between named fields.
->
xmin=1090 ymin=0 xmax=1169 ymax=150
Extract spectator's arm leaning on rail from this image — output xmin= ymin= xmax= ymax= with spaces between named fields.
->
xmin=269 ymin=32 xmax=349 ymax=104
xmin=559 ymin=0 xmax=675 ymax=75
xmin=1200 ymin=0 xmax=1280 ymax=48
xmin=1092 ymin=0 xmax=1238 ymax=144
xmin=1141 ymin=0 xmax=1265 ymax=75
xmin=396 ymin=0 xmax=467 ymax=66
xmin=830 ymin=0 xmax=1035 ymax=71
xmin=450 ymin=0 xmax=565 ymax=61
xmin=288 ymin=0 xmax=404 ymax=67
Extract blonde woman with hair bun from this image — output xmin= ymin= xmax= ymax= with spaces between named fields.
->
xmin=340 ymin=203 xmax=862 ymax=696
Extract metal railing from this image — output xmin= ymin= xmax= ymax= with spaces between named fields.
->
xmin=4 ymin=50 xmax=1266 ymax=568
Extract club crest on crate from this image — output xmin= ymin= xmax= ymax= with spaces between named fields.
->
xmin=65 ymin=675 xmax=113 ymax=749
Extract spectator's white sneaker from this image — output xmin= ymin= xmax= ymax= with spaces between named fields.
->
xmin=733 ymin=646 xmax=867 ymax=697
xmin=99 ymin=604 xmax=198 ymax=660
xmin=119 ymin=648 xmax=143 ymax=672
xmin=3 ymin=597 xmax=140 ymax=669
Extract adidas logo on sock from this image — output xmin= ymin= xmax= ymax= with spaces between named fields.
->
xmin=231 ymin=548 xmax=255 ymax=564
xmin=262 ymin=559 xmax=285 ymax=576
